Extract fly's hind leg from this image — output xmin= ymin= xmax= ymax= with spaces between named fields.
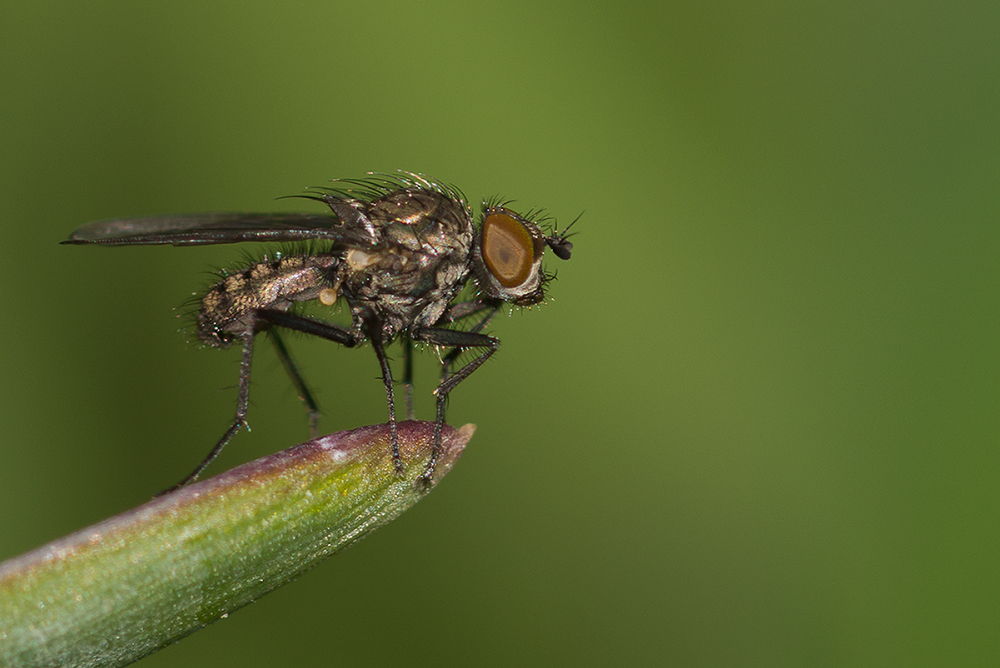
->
xmin=269 ymin=328 xmax=321 ymax=438
xmin=162 ymin=309 xmax=362 ymax=495
xmin=159 ymin=331 xmax=257 ymax=495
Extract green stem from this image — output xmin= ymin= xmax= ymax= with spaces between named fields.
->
xmin=0 ymin=420 xmax=473 ymax=668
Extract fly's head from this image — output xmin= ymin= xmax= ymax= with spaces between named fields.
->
xmin=471 ymin=202 xmax=576 ymax=307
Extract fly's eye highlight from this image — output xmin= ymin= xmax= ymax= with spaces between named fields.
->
xmin=481 ymin=211 xmax=538 ymax=288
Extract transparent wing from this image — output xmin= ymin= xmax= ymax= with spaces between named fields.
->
xmin=62 ymin=212 xmax=374 ymax=247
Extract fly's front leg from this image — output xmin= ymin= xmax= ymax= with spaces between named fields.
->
xmin=442 ymin=299 xmax=499 ymax=327
xmin=399 ymin=298 xmax=494 ymax=425
xmin=439 ymin=302 xmax=500 ymax=384
xmin=410 ymin=325 xmax=500 ymax=486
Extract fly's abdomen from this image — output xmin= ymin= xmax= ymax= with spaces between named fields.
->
xmin=198 ymin=254 xmax=340 ymax=347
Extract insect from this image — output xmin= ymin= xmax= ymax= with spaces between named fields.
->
xmin=63 ymin=172 xmax=575 ymax=490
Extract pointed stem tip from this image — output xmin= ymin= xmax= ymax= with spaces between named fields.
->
xmin=0 ymin=420 xmax=475 ymax=668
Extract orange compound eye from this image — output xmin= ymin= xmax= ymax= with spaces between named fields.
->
xmin=481 ymin=212 xmax=537 ymax=288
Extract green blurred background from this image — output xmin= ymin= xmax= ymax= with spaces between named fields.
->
xmin=2 ymin=1 xmax=998 ymax=665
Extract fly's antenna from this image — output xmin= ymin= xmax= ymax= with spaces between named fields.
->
xmin=545 ymin=212 xmax=580 ymax=260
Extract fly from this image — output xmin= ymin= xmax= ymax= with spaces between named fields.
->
xmin=63 ymin=172 xmax=575 ymax=491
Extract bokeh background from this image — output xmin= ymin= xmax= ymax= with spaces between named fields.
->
xmin=2 ymin=1 xmax=998 ymax=666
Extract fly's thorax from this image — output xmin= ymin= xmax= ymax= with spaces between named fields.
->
xmin=369 ymin=189 xmax=472 ymax=237
xmin=339 ymin=241 xmax=471 ymax=339
xmin=197 ymin=253 xmax=341 ymax=346
xmin=332 ymin=188 xmax=476 ymax=337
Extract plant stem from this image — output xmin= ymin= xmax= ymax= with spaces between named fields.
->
xmin=0 ymin=420 xmax=473 ymax=668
